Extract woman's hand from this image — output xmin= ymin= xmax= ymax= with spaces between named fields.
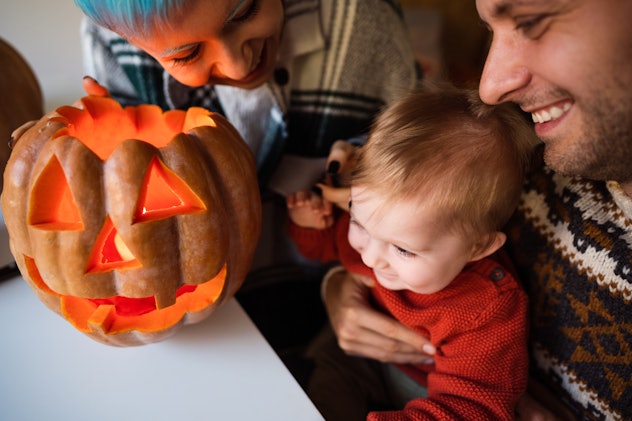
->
xmin=319 ymin=140 xmax=357 ymax=211
xmin=70 ymin=76 xmax=111 ymax=108
xmin=317 ymin=183 xmax=351 ymax=212
xmin=326 ymin=140 xmax=357 ymax=177
xmin=8 ymin=120 xmax=37 ymax=149
xmin=11 ymin=76 xmax=111 ymax=150
xmin=322 ymin=268 xmax=435 ymax=364
xmin=81 ymin=75 xmax=110 ymax=97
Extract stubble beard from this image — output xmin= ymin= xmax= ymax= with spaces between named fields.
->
xmin=544 ymin=79 xmax=632 ymax=185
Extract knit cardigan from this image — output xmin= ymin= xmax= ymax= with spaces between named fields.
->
xmin=288 ymin=213 xmax=529 ymax=420
xmin=505 ymin=149 xmax=632 ymax=421
xmin=79 ymin=0 xmax=419 ymax=183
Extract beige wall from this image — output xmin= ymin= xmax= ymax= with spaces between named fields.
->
xmin=0 ymin=2 xmax=84 ymax=111
xmin=401 ymin=0 xmax=489 ymax=86
xmin=0 ymin=1 xmax=488 ymax=110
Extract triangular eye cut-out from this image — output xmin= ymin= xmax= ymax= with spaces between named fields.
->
xmin=29 ymin=156 xmax=84 ymax=231
xmin=134 ymin=157 xmax=206 ymax=223
xmin=86 ymin=216 xmax=141 ymax=274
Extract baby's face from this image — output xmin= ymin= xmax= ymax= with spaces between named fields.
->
xmin=126 ymin=0 xmax=284 ymax=89
xmin=347 ymin=186 xmax=479 ymax=294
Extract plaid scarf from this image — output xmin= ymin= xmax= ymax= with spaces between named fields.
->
xmin=80 ymin=0 xmax=419 ymax=184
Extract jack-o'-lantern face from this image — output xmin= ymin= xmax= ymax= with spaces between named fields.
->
xmin=1 ymin=96 xmax=261 ymax=346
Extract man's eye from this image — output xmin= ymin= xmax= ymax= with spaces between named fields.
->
xmin=229 ymin=0 xmax=260 ymax=23
xmin=515 ymin=14 xmax=550 ymax=38
xmin=172 ymin=45 xmax=201 ymax=65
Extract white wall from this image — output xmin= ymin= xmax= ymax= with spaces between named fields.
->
xmin=0 ymin=2 xmax=85 ymax=112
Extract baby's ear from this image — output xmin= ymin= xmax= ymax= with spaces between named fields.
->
xmin=470 ymin=231 xmax=506 ymax=262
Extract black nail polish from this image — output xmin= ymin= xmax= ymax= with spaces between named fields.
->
xmin=274 ymin=68 xmax=289 ymax=86
xmin=83 ymin=75 xmax=99 ymax=85
xmin=327 ymin=161 xmax=340 ymax=174
xmin=328 ymin=173 xmax=341 ymax=188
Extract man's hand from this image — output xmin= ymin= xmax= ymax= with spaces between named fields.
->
xmin=515 ymin=379 xmax=577 ymax=420
xmin=323 ymin=268 xmax=435 ymax=364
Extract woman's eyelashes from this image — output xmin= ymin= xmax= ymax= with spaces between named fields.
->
xmin=172 ymin=44 xmax=202 ymax=66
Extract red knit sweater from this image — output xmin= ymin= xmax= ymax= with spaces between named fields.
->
xmin=288 ymin=212 xmax=529 ymax=420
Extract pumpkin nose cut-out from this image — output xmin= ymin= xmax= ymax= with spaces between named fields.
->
xmin=86 ymin=216 xmax=140 ymax=274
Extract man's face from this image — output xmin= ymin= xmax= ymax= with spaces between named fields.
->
xmin=477 ymin=0 xmax=632 ymax=184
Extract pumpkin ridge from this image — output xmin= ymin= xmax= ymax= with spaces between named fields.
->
xmin=3 ymin=96 xmax=261 ymax=346
xmin=161 ymin=133 xmax=229 ymax=289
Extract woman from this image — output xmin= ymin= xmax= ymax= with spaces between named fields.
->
xmin=74 ymin=0 xmax=420 ymax=373
xmin=75 ymin=0 xmax=419 ymax=182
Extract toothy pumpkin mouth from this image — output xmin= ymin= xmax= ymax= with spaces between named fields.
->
xmin=2 ymin=95 xmax=261 ymax=346
xmin=23 ymin=256 xmax=226 ymax=335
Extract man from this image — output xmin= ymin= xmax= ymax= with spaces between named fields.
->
xmin=322 ymin=1 xmax=632 ymax=419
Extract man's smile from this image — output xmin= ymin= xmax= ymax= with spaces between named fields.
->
xmin=530 ymin=100 xmax=573 ymax=124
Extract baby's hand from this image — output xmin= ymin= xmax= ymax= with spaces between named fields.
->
xmin=287 ymin=190 xmax=334 ymax=229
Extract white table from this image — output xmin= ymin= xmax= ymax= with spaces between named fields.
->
xmin=0 ymin=277 xmax=324 ymax=421
xmin=0 ymin=3 xmax=325 ymax=419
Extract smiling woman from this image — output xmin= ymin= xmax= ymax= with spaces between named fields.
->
xmin=72 ymin=0 xmax=419 ymax=376
xmin=133 ymin=0 xmax=283 ymax=89
xmin=74 ymin=0 xmax=418 ymax=170
xmin=76 ymin=0 xmax=283 ymax=88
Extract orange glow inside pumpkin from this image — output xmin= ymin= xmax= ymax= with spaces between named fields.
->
xmin=22 ymin=97 xmax=229 ymax=335
xmin=29 ymin=135 xmax=208 ymax=275
xmin=29 ymin=156 xmax=83 ymax=231
xmin=52 ymin=96 xmax=217 ymax=160
xmin=30 ymin=97 xmax=212 ymax=232
xmin=24 ymin=256 xmax=226 ymax=334
xmin=86 ymin=216 xmax=140 ymax=274
xmin=135 ymin=157 xmax=206 ymax=223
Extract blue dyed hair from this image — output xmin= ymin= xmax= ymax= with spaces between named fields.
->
xmin=73 ymin=0 xmax=186 ymax=36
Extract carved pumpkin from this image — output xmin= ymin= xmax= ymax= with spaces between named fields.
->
xmin=0 ymin=37 xmax=44 ymax=191
xmin=1 ymin=95 xmax=261 ymax=346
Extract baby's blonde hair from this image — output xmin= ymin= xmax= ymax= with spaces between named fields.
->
xmin=353 ymin=84 xmax=538 ymax=238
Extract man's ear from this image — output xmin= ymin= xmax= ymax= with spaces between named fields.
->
xmin=470 ymin=231 xmax=507 ymax=262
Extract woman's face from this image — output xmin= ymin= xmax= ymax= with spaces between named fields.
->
xmin=126 ymin=0 xmax=284 ymax=89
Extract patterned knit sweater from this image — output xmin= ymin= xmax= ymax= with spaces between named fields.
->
xmin=289 ymin=213 xmax=529 ymax=420
xmin=505 ymin=149 xmax=632 ymax=421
